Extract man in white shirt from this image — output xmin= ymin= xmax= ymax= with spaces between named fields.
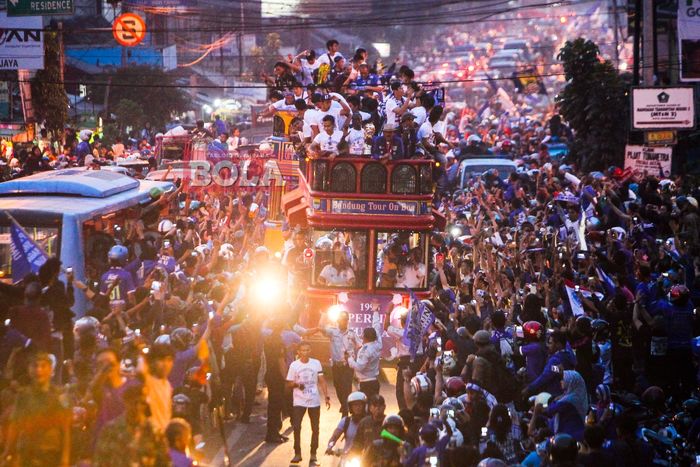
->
xmin=286 ymin=341 xmax=331 ymax=465
xmin=320 ymin=309 xmax=361 ymax=417
xmin=348 ymin=308 xmax=383 ymax=398
xmin=308 ymin=94 xmax=350 ymax=137
xmin=316 ymin=39 xmax=343 ymax=67
xmin=410 ymin=93 xmax=435 ymax=127
xmin=141 ymin=344 xmax=174 ymax=433
xmin=310 ymin=115 xmax=343 ymax=159
xmin=384 ymin=82 xmax=412 ymax=129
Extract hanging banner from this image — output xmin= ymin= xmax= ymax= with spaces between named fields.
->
xmin=624 ymin=145 xmax=673 ymax=177
xmin=679 ymin=2 xmax=700 ymax=82
xmin=0 ymin=13 xmax=44 ymax=70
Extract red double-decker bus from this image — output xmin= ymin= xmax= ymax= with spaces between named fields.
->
xmin=282 ymin=157 xmax=446 ymax=358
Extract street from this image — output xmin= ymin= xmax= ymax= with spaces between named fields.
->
xmin=206 ymin=369 xmax=399 ymax=467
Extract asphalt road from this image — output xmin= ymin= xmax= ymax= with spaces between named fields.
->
xmin=204 ymin=367 xmax=400 ymax=467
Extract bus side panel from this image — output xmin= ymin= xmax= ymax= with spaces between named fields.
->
xmin=60 ymin=214 xmax=88 ymax=317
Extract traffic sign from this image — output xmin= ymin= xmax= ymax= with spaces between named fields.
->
xmin=7 ymin=0 xmax=74 ymax=16
xmin=112 ymin=13 xmax=146 ymax=47
xmin=631 ymin=87 xmax=695 ymax=130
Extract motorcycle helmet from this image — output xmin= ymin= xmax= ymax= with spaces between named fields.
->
xmin=477 ymin=459 xmax=506 ymax=467
xmin=682 ymin=398 xmax=700 ymax=417
xmin=194 ymin=244 xmax=211 ymax=256
xmin=219 ymin=243 xmax=235 ymax=260
xmin=410 ymin=373 xmax=433 ymax=397
xmin=158 ymin=219 xmax=174 ymax=233
xmin=419 ymin=422 xmax=438 ymax=444
xmin=170 ymin=328 xmax=194 ymax=352
xmin=441 ymin=397 xmax=465 ymax=414
xmin=172 ymin=393 xmax=191 ymax=417
xmin=591 ymin=319 xmax=610 ymax=341
xmin=441 ymin=350 xmax=457 ymax=375
xmin=108 ymin=245 xmax=129 ymax=263
xmin=444 ymin=376 xmax=467 ymax=397
xmin=154 ymin=334 xmax=172 ymax=346
xmin=523 ymin=321 xmax=543 ymax=341
xmin=347 ymin=391 xmax=367 ymax=406
xmin=585 ymin=216 xmax=603 ymax=232
xmin=549 ymin=433 xmax=578 ymax=464
xmin=382 ymin=414 xmax=404 ymax=431
xmin=669 ymin=284 xmax=690 ymax=306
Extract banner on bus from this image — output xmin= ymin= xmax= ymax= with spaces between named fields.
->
xmin=624 ymin=145 xmax=672 ymax=177
xmin=343 ymin=293 xmax=396 ymax=360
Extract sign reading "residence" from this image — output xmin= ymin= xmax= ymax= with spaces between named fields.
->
xmin=7 ymin=0 xmax=74 ymax=16
xmin=330 ymin=199 xmax=418 ymax=215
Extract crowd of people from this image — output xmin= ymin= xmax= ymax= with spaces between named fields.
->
xmin=0 ymin=22 xmax=699 ymax=467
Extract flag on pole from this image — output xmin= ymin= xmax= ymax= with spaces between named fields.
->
xmin=564 ymin=280 xmax=604 ymax=316
xmin=403 ymin=288 xmax=434 ymax=361
xmin=8 ymin=215 xmax=48 ymax=283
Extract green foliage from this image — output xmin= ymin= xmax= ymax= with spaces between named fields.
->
xmin=113 ymin=98 xmax=143 ymax=131
xmin=102 ymin=122 xmax=121 ymax=146
xmin=103 ymin=65 xmax=188 ymax=129
xmin=31 ymin=31 xmax=68 ymax=136
xmin=556 ymin=38 xmax=629 ymax=171
xmin=250 ymin=33 xmax=284 ymax=78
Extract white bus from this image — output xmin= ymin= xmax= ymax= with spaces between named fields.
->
xmin=0 ymin=169 xmax=174 ymax=316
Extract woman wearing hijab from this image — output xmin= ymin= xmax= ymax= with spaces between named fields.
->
xmin=533 ymin=369 xmax=588 ymax=441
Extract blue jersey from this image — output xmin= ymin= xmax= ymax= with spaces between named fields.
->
xmin=100 ymin=267 xmax=136 ymax=303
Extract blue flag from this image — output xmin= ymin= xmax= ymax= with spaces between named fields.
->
xmin=403 ymin=288 xmax=434 ymax=361
xmin=10 ymin=219 xmax=48 ymax=283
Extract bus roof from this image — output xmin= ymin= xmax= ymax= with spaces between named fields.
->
xmin=0 ymin=169 xmax=140 ymax=198
xmin=0 ymin=171 xmax=173 ymax=221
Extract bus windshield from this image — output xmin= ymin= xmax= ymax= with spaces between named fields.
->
xmin=311 ymin=229 xmax=368 ymax=289
xmin=375 ymin=231 xmax=429 ymax=289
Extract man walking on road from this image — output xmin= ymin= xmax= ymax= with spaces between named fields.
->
xmin=286 ymin=341 xmax=331 ymax=465
xmin=321 ymin=309 xmax=361 ymax=418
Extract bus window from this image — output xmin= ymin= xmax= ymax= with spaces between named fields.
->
xmin=330 ymin=162 xmax=356 ymax=193
xmin=361 ymin=163 xmax=387 ymax=194
xmin=311 ymin=160 xmax=329 ymax=191
xmin=311 ymin=230 xmax=367 ymax=289
xmin=375 ymin=231 xmax=428 ymax=289
xmin=0 ymin=225 xmax=60 ymax=281
xmin=419 ymin=163 xmax=433 ymax=194
xmin=391 ymin=164 xmax=417 ymax=194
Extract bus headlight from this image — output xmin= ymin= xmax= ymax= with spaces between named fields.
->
xmin=327 ymin=304 xmax=346 ymax=322
xmin=250 ymin=274 xmax=284 ymax=306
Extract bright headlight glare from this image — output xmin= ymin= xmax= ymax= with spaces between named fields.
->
xmin=327 ymin=304 xmax=346 ymax=322
xmin=346 ymin=458 xmax=361 ymax=467
xmin=251 ymin=275 xmax=283 ymax=305
xmin=450 ymin=226 xmax=462 ymax=238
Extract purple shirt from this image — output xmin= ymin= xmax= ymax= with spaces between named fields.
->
xmin=169 ymin=448 xmax=195 ymax=467
xmin=521 ymin=342 xmax=547 ymax=383
xmin=169 ymin=347 xmax=197 ymax=389
xmin=100 ymin=267 xmax=136 ymax=302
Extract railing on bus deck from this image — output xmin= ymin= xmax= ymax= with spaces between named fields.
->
xmin=304 ymin=157 xmax=434 ymax=197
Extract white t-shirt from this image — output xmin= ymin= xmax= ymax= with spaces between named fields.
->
xmin=418 ymin=120 xmax=436 ymax=145
xmin=411 ymin=106 xmax=427 ymax=126
xmin=310 ymin=107 xmax=342 ymax=130
xmin=272 ymin=99 xmax=297 ymax=112
xmin=396 ymin=262 xmax=427 ymax=288
xmin=346 ymin=128 xmax=366 ymax=155
xmin=317 ymin=51 xmax=343 ymax=67
xmin=313 ymin=130 xmax=344 ymax=154
xmin=299 ymin=58 xmax=319 ymax=86
xmin=384 ymin=95 xmax=405 ymax=128
xmin=287 ymin=358 xmax=324 ymax=407
xmin=319 ymin=264 xmax=355 ymax=286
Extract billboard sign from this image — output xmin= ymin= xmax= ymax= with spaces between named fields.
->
xmin=0 ymin=14 xmax=44 ymax=70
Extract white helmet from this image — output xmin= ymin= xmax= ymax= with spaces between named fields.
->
xmin=194 ymin=244 xmax=211 ymax=256
xmin=439 ymin=416 xmax=464 ymax=447
xmin=441 ymin=350 xmax=457 ymax=375
xmin=347 ymin=391 xmax=367 ymax=405
xmin=219 ymin=243 xmax=235 ymax=260
xmin=158 ymin=219 xmax=174 ymax=233
xmin=79 ymin=129 xmax=92 ymax=141
xmin=154 ymin=334 xmax=171 ymax=346
xmin=410 ymin=373 xmax=433 ymax=397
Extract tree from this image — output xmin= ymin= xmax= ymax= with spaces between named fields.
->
xmin=556 ymin=38 xmax=629 ymax=171
xmin=97 ymin=65 xmax=189 ymax=130
xmin=113 ymin=98 xmax=143 ymax=131
xmin=31 ymin=30 xmax=68 ymax=136
xmin=250 ymin=33 xmax=284 ymax=79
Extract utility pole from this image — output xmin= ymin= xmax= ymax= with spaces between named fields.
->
xmin=633 ymin=0 xmax=641 ymax=84
xmin=611 ymin=0 xmax=619 ymax=69
xmin=642 ymin=0 xmax=654 ymax=85
xmin=239 ymin=0 xmax=244 ymax=77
